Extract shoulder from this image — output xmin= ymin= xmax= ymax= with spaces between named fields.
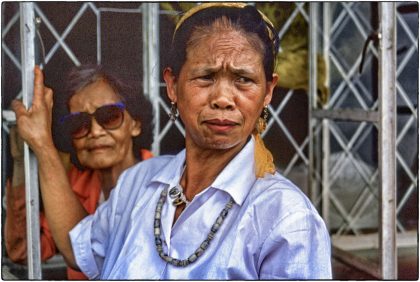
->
xmin=250 ymin=174 xmax=332 ymax=279
xmin=105 ymin=155 xmax=176 ymax=214
xmin=122 ymin=154 xmax=174 ymax=180
xmin=251 ymin=172 xmax=315 ymax=211
xmin=243 ymin=172 xmax=324 ymax=233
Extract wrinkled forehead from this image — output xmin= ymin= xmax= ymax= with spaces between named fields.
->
xmin=189 ymin=33 xmax=262 ymax=67
xmin=186 ymin=17 xmax=265 ymax=59
xmin=69 ymin=79 xmax=121 ymax=112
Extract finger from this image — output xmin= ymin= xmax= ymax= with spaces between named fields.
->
xmin=11 ymin=99 xmax=28 ymax=119
xmin=44 ymin=87 xmax=54 ymax=110
xmin=33 ymin=65 xmax=45 ymax=104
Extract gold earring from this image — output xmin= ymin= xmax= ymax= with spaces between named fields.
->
xmin=169 ymin=101 xmax=179 ymax=121
xmin=256 ymin=105 xmax=269 ymax=133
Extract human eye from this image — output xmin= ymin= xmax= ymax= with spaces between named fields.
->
xmin=194 ymin=73 xmax=214 ymax=86
xmin=236 ymin=76 xmax=254 ymax=85
xmin=197 ymin=74 xmax=213 ymax=81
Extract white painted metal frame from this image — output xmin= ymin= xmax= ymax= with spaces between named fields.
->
xmin=378 ymin=3 xmax=397 ymax=278
xmin=312 ymin=2 xmax=416 ymax=237
xmin=142 ymin=3 xmax=161 ymax=156
xmin=309 ymin=2 xmax=320 ymax=206
xmin=308 ymin=2 xmax=409 ymax=279
xmin=19 ymin=3 xmax=42 ymax=279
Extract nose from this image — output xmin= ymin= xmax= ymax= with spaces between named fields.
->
xmin=88 ymin=117 xmax=106 ymax=137
xmin=210 ymin=81 xmax=235 ymax=110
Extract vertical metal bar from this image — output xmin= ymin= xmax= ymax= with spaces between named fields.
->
xmin=97 ymin=11 xmax=101 ymax=64
xmin=308 ymin=3 xmax=319 ymax=204
xmin=142 ymin=3 xmax=160 ymax=156
xmin=322 ymin=0 xmax=330 ymax=86
xmin=19 ymin=2 xmax=42 ymax=279
xmin=322 ymin=2 xmax=331 ymax=229
xmin=378 ymin=2 xmax=397 ymax=279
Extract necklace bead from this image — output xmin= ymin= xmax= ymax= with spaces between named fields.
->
xmin=154 ymin=188 xmax=234 ymax=267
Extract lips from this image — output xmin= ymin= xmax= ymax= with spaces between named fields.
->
xmin=204 ymin=119 xmax=239 ymax=132
xmin=87 ymin=144 xmax=112 ymax=152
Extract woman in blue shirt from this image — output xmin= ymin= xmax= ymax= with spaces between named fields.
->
xmin=13 ymin=2 xmax=332 ymax=279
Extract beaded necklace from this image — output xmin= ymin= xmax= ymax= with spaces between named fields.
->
xmin=154 ymin=188 xmax=235 ymax=267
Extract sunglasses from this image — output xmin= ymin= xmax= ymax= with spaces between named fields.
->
xmin=60 ymin=102 xmax=126 ymax=139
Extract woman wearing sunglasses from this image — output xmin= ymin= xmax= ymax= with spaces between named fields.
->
xmin=6 ymin=64 xmax=152 ymax=279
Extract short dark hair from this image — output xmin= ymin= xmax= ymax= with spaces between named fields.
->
xmin=63 ymin=64 xmax=153 ymax=162
xmin=169 ymin=5 xmax=279 ymax=80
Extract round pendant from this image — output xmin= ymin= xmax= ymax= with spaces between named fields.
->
xmin=169 ymin=187 xmax=182 ymax=199
xmin=169 ymin=185 xmax=188 ymax=206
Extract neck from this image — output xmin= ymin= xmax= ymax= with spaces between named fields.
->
xmin=98 ymin=156 xmax=139 ymax=200
xmin=180 ymin=138 xmax=247 ymax=201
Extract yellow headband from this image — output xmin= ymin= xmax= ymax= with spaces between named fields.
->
xmin=173 ymin=2 xmax=276 ymax=41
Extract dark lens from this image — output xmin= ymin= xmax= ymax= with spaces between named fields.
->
xmin=95 ymin=104 xmax=124 ymax=130
xmin=66 ymin=113 xmax=91 ymax=139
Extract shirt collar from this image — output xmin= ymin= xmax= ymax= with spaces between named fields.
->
xmin=150 ymin=150 xmax=186 ymax=188
xmin=151 ymin=137 xmax=257 ymax=206
xmin=211 ymin=137 xmax=256 ymax=206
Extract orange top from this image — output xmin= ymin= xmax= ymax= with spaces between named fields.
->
xmin=4 ymin=149 xmax=153 ymax=280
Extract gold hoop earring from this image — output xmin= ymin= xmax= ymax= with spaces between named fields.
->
xmin=169 ymin=101 xmax=179 ymax=121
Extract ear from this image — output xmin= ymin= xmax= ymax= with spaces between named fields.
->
xmin=163 ymin=67 xmax=177 ymax=103
xmin=130 ymin=119 xmax=141 ymax=137
xmin=264 ymin=73 xmax=278 ymax=106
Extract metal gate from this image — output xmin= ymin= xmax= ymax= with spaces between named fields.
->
xmin=308 ymin=2 xmax=418 ymax=279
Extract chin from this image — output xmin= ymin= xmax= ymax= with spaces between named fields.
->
xmin=81 ymin=160 xmax=115 ymax=170
xmin=204 ymin=138 xmax=243 ymax=150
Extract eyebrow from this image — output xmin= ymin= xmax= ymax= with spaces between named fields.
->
xmin=191 ymin=65 xmax=256 ymax=76
xmin=230 ymin=66 xmax=255 ymax=76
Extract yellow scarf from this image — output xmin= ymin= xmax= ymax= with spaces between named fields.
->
xmin=253 ymin=117 xmax=276 ymax=178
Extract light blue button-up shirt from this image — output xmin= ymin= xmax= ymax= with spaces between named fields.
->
xmin=70 ymin=137 xmax=332 ymax=279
